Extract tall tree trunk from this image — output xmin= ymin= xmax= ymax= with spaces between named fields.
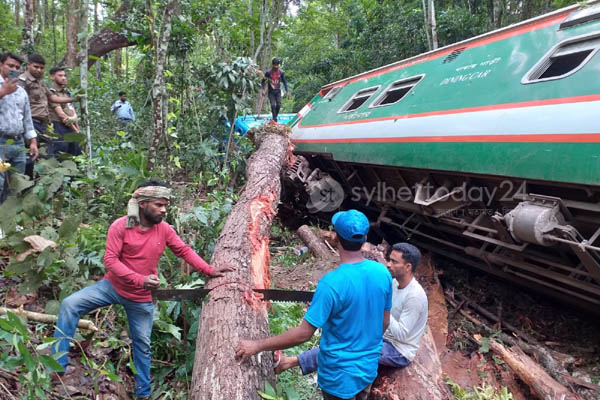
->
xmin=191 ymin=125 xmax=292 ymax=400
xmin=421 ymin=0 xmax=432 ymax=51
xmin=15 ymin=0 xmax=21 ymax=26
xmin=21 ymin=0 xmax=35 ymax=55
xmin=493 ymin=0 xmax=503 ymax=28
xmin=43 ymin=0 xmax=49 ymax=30
xmin=79 ymin=0 xmax=91 ymax=158
xmin=65 ymin=0 xmax=80 ymax=67
xmin=113 ymin=48 xmax=122 ymax=76
xmin=146 ymin=0 xmax=178 ymax=171
xmin=429 ymin=0 xmax=438 ymax=49
xmin=248 ymin=0 xmax=255 ymax=58
xmin=94 ymin=0 xmax=101 ymax=81
xmin=52 ymin=0 xmax=57 ymax=64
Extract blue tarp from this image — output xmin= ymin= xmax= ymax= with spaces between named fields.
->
xmin=229 ymin=114 xmax=296 ymax=135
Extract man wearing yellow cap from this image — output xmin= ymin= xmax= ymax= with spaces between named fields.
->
xmin=52 ymin=181 xmax=234 ymax=399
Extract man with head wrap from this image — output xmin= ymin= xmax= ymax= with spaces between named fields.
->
xmin=51 ymin=181 xmax=234 ymax=399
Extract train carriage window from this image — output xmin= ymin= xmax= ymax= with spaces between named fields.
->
xmin=323 ymin=86 xmax=343 ymax=101
xmin=370 ymin=75 xmax=424 ymax=108
xmin=522 ymin=35 xmax=600 ymax=83
xmin=338 ymin=86 xmax=380 ymax=113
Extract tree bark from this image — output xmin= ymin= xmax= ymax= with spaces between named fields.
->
xmin=65 ymin=0 xmax=80 ymax=67
xmin=21 ymin=0 xmax=35 ymax=55
xmin=296 ymin=225 xmax=334 ymax=260
xmin=146 ymin=0 xmax=178 ymax=171
xmin=113 ymin=48 xmax=122 ymax=76
xmin=191 ymin=125 xmax=292 ymax=400
xmin=474 ymin=335 xmax=581 ymax=400
xmin=94 ymin=0 xmax=101 ymax=81
xmin=429 ymin=0 xmax=438 ymax=49
xmin=15 ymin=0 xmax=21 ymax=26
xmin=79 ymin=0 xmax=91 ymax=160
xmin=422 ymin=0 xmax=432 ymax=51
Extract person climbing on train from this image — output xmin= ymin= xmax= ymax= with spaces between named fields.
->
xmin=273 ymin=242 xmax=429 ymax=378
xmin=236 ymin=210 xmax=392 ymax=400
xmin=261 ymin=57 xmax=289 ymax=123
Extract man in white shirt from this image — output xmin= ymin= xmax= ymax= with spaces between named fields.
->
xmin=275 ymin=242 xmax=428 ymax=375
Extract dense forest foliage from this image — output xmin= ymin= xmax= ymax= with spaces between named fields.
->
xmin=0 ymin=0 xmax=580 ymax=398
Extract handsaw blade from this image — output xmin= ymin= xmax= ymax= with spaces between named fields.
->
xmin=151 ymin=288 xmax=313 ymax=303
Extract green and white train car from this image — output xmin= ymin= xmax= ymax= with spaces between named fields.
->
xmin=285 ymin=2 xmax=600 ymax=312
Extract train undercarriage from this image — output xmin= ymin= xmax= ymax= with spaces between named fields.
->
xmin=283 ymin=153 xmax=600 ymax=314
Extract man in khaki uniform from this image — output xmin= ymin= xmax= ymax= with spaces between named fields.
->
xmin=49 ymin=66 xmax=80 ymax=156
xmin=17 ymin=54 xmax=76 ymax=141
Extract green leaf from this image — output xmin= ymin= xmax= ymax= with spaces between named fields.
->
xmin=17 ymin=341 xmax=35 ymax=371
xmin=478 ymin=337 xmax=490 ymax=354
xmin=64 ymin=132 xmax=86 ymax=143
xmin=6 ymin=312 xmax=28 ymax=337
xmin=257 ymin=392 xmax=277 ymax=400
xmin=58 ymin=215 xmax=81 ymax=242
xmin=37 ymin=247 xmax=57 ymax=269
xmin=100 ymin=369 xmax=122 ymax=382
xmin=40 ymin=226 xmax=59 ymax=242
xmin=39 ymin=355 xmax=64 ymax=372
xmin=22 ymin=192 xmax=45 ymax=217
xmin=284 ymin=385 xmax=299 ymax=400
xmin=6 ymin=259 xmax=30 ymax=275
xmin=0 ymin=196 xmax=18 ymax=233
xmin=0 ymin=318 xmax=15 ymax=333
xmin=44 ymin=300 xmax=61 ymax=316
xmin=9 ymin=174 xmax=34 ymax=193
xmin=264 ymin=381 xmax=277 ymax=397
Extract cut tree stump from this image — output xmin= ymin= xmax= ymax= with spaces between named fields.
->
xmin=473 ymin=335 xmax=581 ymax=400
xmin=190 ymin=124 xmax=292 ymax=400
xmin=296 ymin=224 xmax=335 ymax=260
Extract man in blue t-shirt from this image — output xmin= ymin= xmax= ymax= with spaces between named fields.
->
xmin=236 ymin=210 xmax=393 ymax=400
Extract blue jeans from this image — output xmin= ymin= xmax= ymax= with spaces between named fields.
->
xmin=297 ymin=339 xmax=410 ymax=376
xmin=0 ymin=136 xmax=26 ymax=203
xmin=52 ymin=279 xmax=155 ymax=397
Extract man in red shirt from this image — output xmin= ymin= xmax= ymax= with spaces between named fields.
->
xmin=52 ymin=181 xmax=234 ymax=399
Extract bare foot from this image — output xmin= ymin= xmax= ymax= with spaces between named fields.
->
xmin=274 ymin=354 xmax=299 ymax=374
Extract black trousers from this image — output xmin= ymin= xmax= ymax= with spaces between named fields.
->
xmin=267 ymin=90 xmax=282 ymax=122
xmin=50 ymin=121 xmax=81 ymax=157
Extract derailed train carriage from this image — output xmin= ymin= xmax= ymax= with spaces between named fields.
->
xmin=283 ymin=2 xmax=600 ymax=313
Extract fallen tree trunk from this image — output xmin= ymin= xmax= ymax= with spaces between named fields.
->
xmin=296 ymin=224 xmax=334 ymax=260
xmin=190 ymin=125 xmax=292 ymax=399
xmin=473 ymin=335 xmax=581 ymax=400
xmin=0 ymin=306 xmax=98 ymax=332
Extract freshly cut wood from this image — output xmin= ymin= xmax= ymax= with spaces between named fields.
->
xmin=370 ymin=328 xmax=451 ymax=400
xmin=296 ymin=225 xmax=334 ymax=260
xmin=473 ymin=334 xmax=581 ymax=400
xmin=0 ymin=307 xmax=97 ymax=332
xmin=190 ymin=124 xmax=292 ymax=399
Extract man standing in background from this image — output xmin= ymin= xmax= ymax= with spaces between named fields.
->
xmin=111 ymin=91 xmax=136 ymax=128
xmin=0 ymin=52 xmax=38 ymax=204
xmin=261 ymin=57 xmax=289 ymax=123
xmin=49 ymin=66 xmax=80 ymax=156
